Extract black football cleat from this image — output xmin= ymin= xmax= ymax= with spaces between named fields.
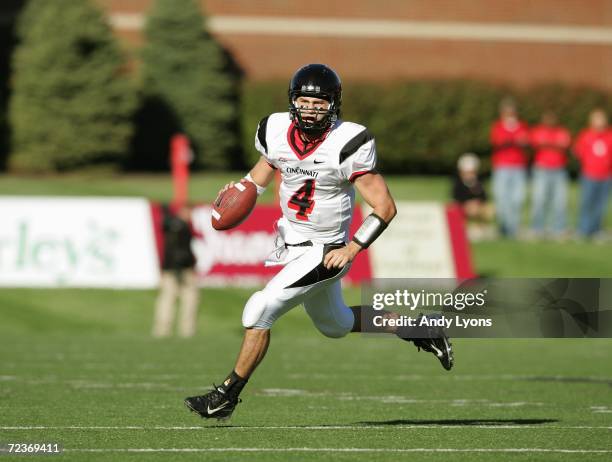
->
xmin=412 ymin=314 xmax=454 ymax=371
xmin=184 ymin=385 xmax=240 ymax=420
xmin=396 ymin=314 xmax=454 ymax=371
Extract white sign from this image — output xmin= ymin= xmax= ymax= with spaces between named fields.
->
xmin=0 ymin=197 xmax=159 ymax=288
xmin=369 ymin=202 xmax=456 ymax=278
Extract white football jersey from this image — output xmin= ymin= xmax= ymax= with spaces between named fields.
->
xmin=255 ymin=112 xmax=377 ymax=244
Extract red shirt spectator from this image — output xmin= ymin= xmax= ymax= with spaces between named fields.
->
xmin=573 ymin=128 xmax=612 ymax=180
xmin=491 ymin=118 xmax=530 ymax=168
xmin=530 ymin=123 xmax=571 ymax=169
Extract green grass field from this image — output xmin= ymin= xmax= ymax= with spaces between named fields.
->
xmin=1 ymin=173 xmax=611 ymax=460
xmin=1 ymin=289 xmax=611 ymax=460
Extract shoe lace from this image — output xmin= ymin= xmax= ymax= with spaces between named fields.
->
xmin=211 ymin=383 xmax=242 ymax=405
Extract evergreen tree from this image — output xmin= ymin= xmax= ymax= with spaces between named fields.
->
xmin=9 ymin=0 xmax=135 ymax=171
xmin=0 ymin=92 xmax=6 ymax=170
xmin=135 ymin=0 xmax=241 ymax=170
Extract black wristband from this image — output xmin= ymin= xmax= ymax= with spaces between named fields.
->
xmin=352 ymin=213 xmax=388 ymax=249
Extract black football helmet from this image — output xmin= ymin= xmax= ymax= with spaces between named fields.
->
xmin=288 ymin=64 xmax=342 ymax=136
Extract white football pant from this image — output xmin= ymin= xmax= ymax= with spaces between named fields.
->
xmin=241 ymin=243 xmax=355 ymax=338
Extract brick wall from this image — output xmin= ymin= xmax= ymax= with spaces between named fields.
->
xmin=96 ymin=0 xmax=612 ymax=89
xmin=202 ymin=0 xmax=612 ymax=25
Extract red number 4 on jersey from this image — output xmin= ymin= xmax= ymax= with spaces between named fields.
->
xmin=288 ymin=179 xmax=316 ymax=221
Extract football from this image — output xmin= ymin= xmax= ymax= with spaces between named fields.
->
xmin=211 ymin=180 xmax=257 ymax=230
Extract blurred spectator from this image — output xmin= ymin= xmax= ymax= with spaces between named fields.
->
xmin=452 ymin=153 xmax=495 ymax=240
xmin=529 ymin=111 xmax=571 ymax=239
xmin=490 ymin=98 xmax=529 ymax=237
xmin=152 ymin=203 xmax=201 ymax=338
xmin=573 ymin=109 xmax=612 ymax=239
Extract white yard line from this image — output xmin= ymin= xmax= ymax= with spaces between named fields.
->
xmin=0 ymin=378 xmax=569 ymax=407
xmin=64 ymin=447 xmax=612 ymax=454
xmin=2 ymin=425 xmax=611 ymax=430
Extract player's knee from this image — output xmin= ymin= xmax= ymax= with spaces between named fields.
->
xmin=309 ymin=304 xmax=354 ymax=338
xmin=314 ymin=311 xmax=354 ymax=338
xmin=242 ymin=291 xmax=269 ymax=328
xmin=316 ymin=322 xmax=352 ymax=338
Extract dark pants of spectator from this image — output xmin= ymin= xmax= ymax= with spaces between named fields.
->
xmin=578 ymin=176 xmax=610 ymax=237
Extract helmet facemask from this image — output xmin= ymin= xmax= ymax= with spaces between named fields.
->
xmin=289 ymin=92 xmax=339 ymax=137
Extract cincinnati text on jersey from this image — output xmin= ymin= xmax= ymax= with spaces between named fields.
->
xmin=284 ymin=166 xmax=320 ymax=178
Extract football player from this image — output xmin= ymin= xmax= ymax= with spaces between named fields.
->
xmin=185 ymin=64 xmax=453 ymax=420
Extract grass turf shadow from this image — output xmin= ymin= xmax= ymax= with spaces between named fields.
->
xmin=207 ymin=419 xmax=560 ymax=428
xmin=356 ymin=418 xmax=559 ymax=426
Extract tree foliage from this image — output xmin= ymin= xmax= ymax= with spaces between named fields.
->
xmin=131 ymin=0 xmax=241 ymax=170
xmin=9 ymin=0 xmax=135 ymax=171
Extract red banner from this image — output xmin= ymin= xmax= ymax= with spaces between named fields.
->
xmin=445 ymin=204 xmax=476 ymax=280
xmin=189 ymin=204 xmax=372 ymax=286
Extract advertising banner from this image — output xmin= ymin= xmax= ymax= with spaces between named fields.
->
xmin=368 ymin=202 xmax=474 ymax=280
xmin=0 ymin=198 xmax=472 ymax=288
xmin=0 ymin=197 xmax=159 ymax=288
xmin=189 ymin=204 xmax=372 ymax=286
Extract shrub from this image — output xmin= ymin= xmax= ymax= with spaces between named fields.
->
xmin=132 ymin=0 xmax=241 ymax=170
xmin=9 ymin=0 xmax=135 ymax=171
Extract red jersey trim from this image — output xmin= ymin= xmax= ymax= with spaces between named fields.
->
xmin=286 ymin=121 xmax=328 ymax=161
xmin=349 ymin=170 xmax=373 ymax=182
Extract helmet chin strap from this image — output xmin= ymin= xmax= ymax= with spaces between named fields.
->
xmin=290 ymin=102 xmax=335 ymax=138
xmin=295 ymin=115 xmax=328 ymax=139
xmin=300 ymin=126 xmax=327 ymax=139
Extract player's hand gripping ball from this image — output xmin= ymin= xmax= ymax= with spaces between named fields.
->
xmin=212 ymin=180 xmax=257 ymax=230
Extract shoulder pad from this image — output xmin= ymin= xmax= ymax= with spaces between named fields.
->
xmin=339 ymin=128 xmax=373 ymax=164
xmin=256 ymin=115 xmax=270 ymax=153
